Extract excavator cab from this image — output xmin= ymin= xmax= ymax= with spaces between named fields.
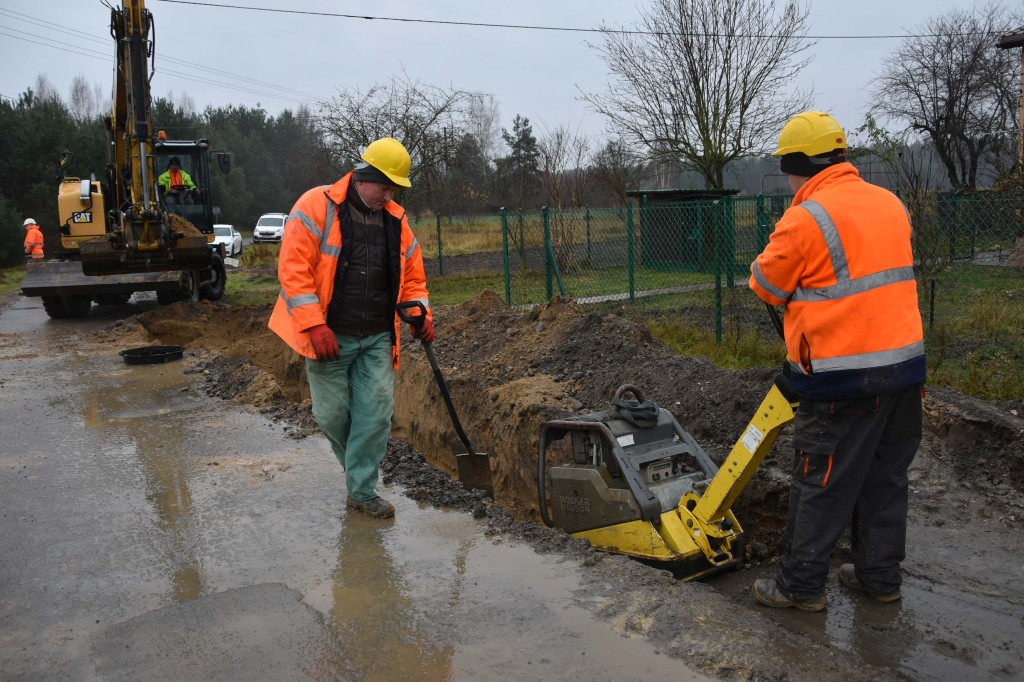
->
xmin=154 ymin=141 xmax=216 ymax=233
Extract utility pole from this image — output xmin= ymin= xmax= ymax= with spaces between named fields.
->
xmin=997 ymin=27 xmax=1024 ymax=169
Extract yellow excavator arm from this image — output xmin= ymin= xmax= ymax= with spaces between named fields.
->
xmin=79 ymin=0 xmax=210 ymax=275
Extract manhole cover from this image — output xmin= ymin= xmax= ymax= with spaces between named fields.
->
xmin=119 ymin=345 xmax=184 ymax=365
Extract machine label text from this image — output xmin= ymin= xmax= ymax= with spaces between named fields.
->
xmin=560 ymin=496 xmax=590 ymax=515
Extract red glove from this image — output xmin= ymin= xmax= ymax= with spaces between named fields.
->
xmin=306 ymin=324 xmax=339 ymax=360
xmin=412 ymin=316 xmax=434 ymax=343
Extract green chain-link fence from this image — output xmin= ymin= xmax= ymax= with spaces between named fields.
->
xmin=414 ymin=192 xmax=1023 ymax=398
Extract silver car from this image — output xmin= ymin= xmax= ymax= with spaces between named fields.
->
xmin=212 ymin=224 xmax=243 ymax=256
xmin=252 ymin=213 xmax=288 ymax=243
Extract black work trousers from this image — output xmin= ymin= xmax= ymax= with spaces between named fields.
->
xmin=775 ymin=384 xmax=922 ymax=600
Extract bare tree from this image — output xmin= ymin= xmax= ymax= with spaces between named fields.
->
xmin=582 ymin=0 xmax=813 ymax=189
xmin=315 ymin=71 xmax=473 ymax=206
xmin=592 ymin=137 xmax=648 ymax=205
xmin=537 ymin=121 xmax=595 ymax=272
xmin=871 ymin=2 xmax=1023 ymax=189
xmin=69 ymin=75 xmax=104 ymax=122
xmin=32 ymin=74 xmax=61 ymax=103
xmin=466 ymin=94 xmax=501 ymax=167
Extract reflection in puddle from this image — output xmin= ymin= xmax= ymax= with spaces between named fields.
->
xmin=81 ymin=362 xmax=205 ymax=602
xmin=329 ymin=511 xmax=453 ymax=680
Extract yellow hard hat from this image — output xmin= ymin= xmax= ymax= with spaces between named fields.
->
xmin=360 ymin=137 xmax=412 ymax=188
xmin=773 ymin=111 xmax=846 ymax=157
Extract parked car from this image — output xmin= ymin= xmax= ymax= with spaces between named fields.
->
xmin=212 ymin=224 xmax=243 ymax=257
xmin=252 ymin=213 xmax=288 ymax=243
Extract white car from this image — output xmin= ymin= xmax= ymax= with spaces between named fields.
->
xmin=212 ymin=224 xmax=243 ymax=256
xmin=252 ymin=213 xmax=288 ymax=243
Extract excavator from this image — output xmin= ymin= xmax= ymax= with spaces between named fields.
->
xmin=20 ymin=0 xmax=231 ymax=318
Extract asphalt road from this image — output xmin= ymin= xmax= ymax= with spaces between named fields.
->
xmin=0 ymin=293 xmax=708 ymax=681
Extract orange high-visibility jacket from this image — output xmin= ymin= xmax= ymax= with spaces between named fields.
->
xmin=24 ymin=225 xmax=44 ymax=258
xmin=749 ymin=163 xmax=925 ymax=400
xmin=268 ymin=172 xmax=431 ymax=366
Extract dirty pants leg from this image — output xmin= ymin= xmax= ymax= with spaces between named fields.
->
xmin=850 ymin=387 xmax=922 ymax=596
xmin=305 ymin=331 xmax=395 ymax=502
xmin=775 ymin=388 xmax=920 ymax=601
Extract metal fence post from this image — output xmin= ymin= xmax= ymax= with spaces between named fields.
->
xmin=724 ymin=196 xmax=735 ymax=289
xmin=586 ymin=205 xmax=592 ymax=262
xmin=543 ymin=206 xmax=553 ymax=300
xmin=756 ymin=194 xmax=769 ymax=252
xmin=714 ymin=200 xmax=723 ymax=342
xmin=501 ymin=207 xmax=511 ymax=304
xmin=627 ymin=202 xmax=635 ymax=301
xmin=435 ymin=212 xmax=444 ymax=277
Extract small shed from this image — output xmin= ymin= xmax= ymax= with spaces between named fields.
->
xmin=626 ymin=188 xmax=739 ymax=269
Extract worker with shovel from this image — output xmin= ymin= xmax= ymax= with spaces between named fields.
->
xmin=269 ymin=137 xmax=433 ymax=519
xmin=748 ymin=112 xmax=926 ymax=611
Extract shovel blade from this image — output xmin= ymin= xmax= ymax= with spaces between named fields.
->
xmin=456 ymin=452 xmax=494 ymax=492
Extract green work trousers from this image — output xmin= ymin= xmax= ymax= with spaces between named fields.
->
xmin=305 ymin=331 xmax=394 ymax=502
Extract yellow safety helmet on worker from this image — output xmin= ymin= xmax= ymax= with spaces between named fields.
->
xmin=773 ymin=111 xmax=847 ymax=177
xmin=357 ymin=137 xmax=412 ymax=188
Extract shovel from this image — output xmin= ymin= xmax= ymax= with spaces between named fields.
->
xmin=396 ymin=302 xmax=494 ymax=492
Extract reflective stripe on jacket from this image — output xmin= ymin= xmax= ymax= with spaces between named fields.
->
xmin=749 ymin=163 xmax=925 ymax=399
xmin=268 ymin=172 xmax=431 ymax=366
xmin=24 ymin=226 xmax=44 ymax=258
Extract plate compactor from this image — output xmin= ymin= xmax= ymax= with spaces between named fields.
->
xmin=539 ymin=378 xmax=797 ymax=580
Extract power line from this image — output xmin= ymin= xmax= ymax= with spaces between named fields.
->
xmin=0 ymin=8 xmax=323 ymax=104
xmin=155 ymin=0 xmax=987 ymax=40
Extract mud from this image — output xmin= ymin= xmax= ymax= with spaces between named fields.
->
xmin=81 ymin=282 xmax=1024 ymax=679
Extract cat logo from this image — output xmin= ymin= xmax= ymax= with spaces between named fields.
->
xmin=72 ymin=212 xmax=93 ymax=223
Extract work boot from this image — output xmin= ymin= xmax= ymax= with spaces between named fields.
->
xmin=838 ymin=564 xmax=901 ymax=603
xmin=751 ymin=579 xmax=827 ymax=612
xmin=345 ymin=496 xmax=395 ymax=519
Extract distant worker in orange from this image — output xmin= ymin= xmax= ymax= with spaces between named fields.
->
xmin=268 ymin=137 xmax=433 ymax=519
xmin=748 ymin=111 xmax=925 ymax=612
xmin=23 ymin=218 xmax=44 ymax=259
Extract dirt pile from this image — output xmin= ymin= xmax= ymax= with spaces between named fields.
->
xmin=108 ymin=288 xmax=1024 ymax=552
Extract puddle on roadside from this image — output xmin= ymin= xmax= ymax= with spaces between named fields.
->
xmin=80 ymin=359 xmax=209 ymax=602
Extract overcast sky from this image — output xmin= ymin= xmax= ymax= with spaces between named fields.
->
xmin=0 ymin=0 xmax=991 ymax=146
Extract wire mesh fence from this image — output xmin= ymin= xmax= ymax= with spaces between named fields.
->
xmin=415 ymin=192 xmax=1023 ymax=397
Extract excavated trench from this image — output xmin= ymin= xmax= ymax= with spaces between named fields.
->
xmin=100 ymin=287 xmax=1024 ymax=556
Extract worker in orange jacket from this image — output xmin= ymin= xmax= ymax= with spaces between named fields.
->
xmin=269 ymin=137 xmax=432 ymax=519
xmin=748 ymin=112 xmax=926 ymax=612
xmin=23 ymin=218 xmax=44 ymax=259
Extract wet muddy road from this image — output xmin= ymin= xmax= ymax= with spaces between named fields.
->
xmin=0 ymin=295 xmax=703 ymax=681
xmin=2 ymin=292 xmax=1023 ymax=681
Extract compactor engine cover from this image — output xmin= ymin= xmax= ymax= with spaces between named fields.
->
xmin=544 ymin=400 xmax=717 ymax=533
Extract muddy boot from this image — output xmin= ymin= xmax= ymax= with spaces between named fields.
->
xmin=751 ymin=579 xmax=827 ymax=612
xmin=838 ymin=564 xmax=901 ymax=603
xmin=345 ymin=495 xmax=395 ymax=519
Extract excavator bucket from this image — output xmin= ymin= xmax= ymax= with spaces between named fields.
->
xmin=80 ymin=235 xmax=210 ymax=276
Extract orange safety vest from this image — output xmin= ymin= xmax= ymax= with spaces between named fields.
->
xmin=24 ymin=225 xmax=44 ymax=258
xmin=268 ymin=172 xmax=431 ymax=366
xmin=749 ymin=163 xmax=925 ymax=399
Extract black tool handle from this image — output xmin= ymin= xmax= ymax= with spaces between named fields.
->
xmin=764 ymin=301 xmax=785 ymax=340
xmin=396 ymin=301 xmax=476 ymax=455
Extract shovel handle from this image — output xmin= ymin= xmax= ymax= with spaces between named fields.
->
xmin=396 ymin=300 xmax=427 ymax=334
xmin=396 ymin=302 xmax=476 ymax=455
